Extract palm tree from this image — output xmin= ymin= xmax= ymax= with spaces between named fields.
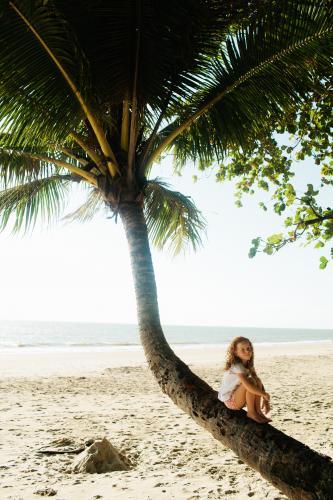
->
xmin=0 ymin=1 xmax=332 ymax=497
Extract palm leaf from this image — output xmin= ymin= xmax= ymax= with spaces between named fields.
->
xmin=147 ymin=0 xmax=333 ymax=169
xmin=62 ymin=188 xmax=105 ymax=224
xmin=144 ymin=178 xmax=206 ymax=255
xmin=0 ymin=146 xmax=54 ymax=187
xmin=0 ymin=0 xmax=259 ymax=154
xmin=0 ymin=145 xmax=97 ymax=187
xmin=54 ymin=0 xmax=257 ymax=109
xmin=0 ymin=175 xmax=70 ymax=232
xmin=0 ymin=0 xmax=90 ymax=147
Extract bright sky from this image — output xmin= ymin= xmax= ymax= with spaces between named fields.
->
xmin=0 ymin=155 xmax=331 ymax=329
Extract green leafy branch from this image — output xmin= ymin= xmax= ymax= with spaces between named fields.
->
xmin=216 ymin=77 xmax=333 ymax=268
xmin=249 ymin=186 xmax=333 ymax=269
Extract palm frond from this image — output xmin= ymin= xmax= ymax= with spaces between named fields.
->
xmin=62 ymin=188 xmax=105 ymax=224
xmin=0 ymin=146 xmax=55 ymax=187
xmin=0 ymin=146 xmax=97 ymax=187
xmin=0 ymin=0 xmax=90 ymax=147
xmin=0 ymin=175 xmax=70 ymax=233
xmin=7 ymin=1 xmax=118 ymax=175
xmin=147 ymin=0 xmax=333 ymax=169
xmin=144 ymin=178 xmax=206 ymax=255
xmin=54 ymin=0 xmax=257 ymax=109
xmin=55 ymin=146 xmax=89 ymax=167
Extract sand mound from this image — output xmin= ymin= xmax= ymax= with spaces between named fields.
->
xmin=72 ymin=437 xmax=130 ymax=474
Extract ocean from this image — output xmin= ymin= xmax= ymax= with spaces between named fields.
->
xmin=0 ymin=320 xmax=332 ymax=353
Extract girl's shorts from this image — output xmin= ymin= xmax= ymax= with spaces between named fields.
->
xmin=224 ymin=390 xmax=239 ymax=410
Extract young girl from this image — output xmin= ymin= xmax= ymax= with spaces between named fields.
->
xmin=218 ymin=336 xmax=271 ymax=423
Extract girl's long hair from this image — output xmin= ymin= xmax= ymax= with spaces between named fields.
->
xmin=224 ymin=336 xmax=255 ymax=373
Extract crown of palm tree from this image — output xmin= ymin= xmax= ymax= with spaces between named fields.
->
xmin=0 ymin=0 xmax=332 ymax=253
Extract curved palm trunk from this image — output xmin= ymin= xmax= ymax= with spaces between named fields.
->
xmin=119 ymin=201 xmax=333 ymax=500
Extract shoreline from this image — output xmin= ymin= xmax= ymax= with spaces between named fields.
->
xmin=0 ymin=340 xmax=332 ymax=377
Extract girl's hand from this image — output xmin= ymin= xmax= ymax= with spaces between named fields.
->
xmin=262 ymin=398 xmax=271 ymax=414
xmin=263 ymin=392 xmax=270 ymax=401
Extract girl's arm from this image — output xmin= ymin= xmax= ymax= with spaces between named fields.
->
xmin=237 ymin=373 xmax=270 ymax=399
xmin=248 ymin=368 xmax=266 ymax=392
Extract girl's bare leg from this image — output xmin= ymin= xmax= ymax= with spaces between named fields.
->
xmin=255 ymin=395 xmax=272 ymax=422
xmin=232 ymin=383 xmax=246 ymax=409
xmin=230 ymin=383 xmax=268 ymax=423
xmin=253 ymin=378 xmax=272 ymax=422
xmin=246 ymin=391 xmax=267 ymax=423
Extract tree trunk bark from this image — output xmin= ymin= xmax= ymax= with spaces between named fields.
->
xmin=119 ymin=201 xmax=333 ymax=500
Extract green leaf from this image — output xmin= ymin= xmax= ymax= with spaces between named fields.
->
xmin=248 ymin=247 xmax=257 ymax=258
xmin=284 ymin=217 xmax=293 ymax=227
xmin=258 ymin=202 xmax=267 ymax=211
xmin=305 ymin=184 xmax=319 ymax=197
xmin=258 ymin=180 xmax=269 ymax=191
xmin=285 ymin=183 xmax=296 ymax=205
xmin=267 ymin=233 xmax=283 ymax=245
xmin=251 ymin=237 xmax=260 ymax=248
xmin=274 ymin=202 xmax=286 ymax=215
xmin=263 ymin=246 xmax=274 ymax=255
xmin=319 ymin=256 xmax=328 ymax=269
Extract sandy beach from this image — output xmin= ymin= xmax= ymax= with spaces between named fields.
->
xmin=0 ymin=342 xmax=332 ymax=499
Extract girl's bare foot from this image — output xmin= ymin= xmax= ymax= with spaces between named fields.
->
xmin=247 ymin=412 xmax=268 ymax=423
xmin=257 ymin=411 xmax=272 ymax=422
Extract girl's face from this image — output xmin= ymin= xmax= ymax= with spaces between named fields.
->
xmin=235 ymin=341 xmax=252 ymax=363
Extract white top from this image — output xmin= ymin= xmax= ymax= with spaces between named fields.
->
xmin=218 ymin=363 xmax=249 ymax=402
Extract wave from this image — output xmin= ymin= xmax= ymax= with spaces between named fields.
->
xmin=65 ymin=341 xmax=137 ymax=347
xmin=0 ymin=341 xmax=140 ymax=348
xmin=0 ymin=338 xmax=332 ymax=351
